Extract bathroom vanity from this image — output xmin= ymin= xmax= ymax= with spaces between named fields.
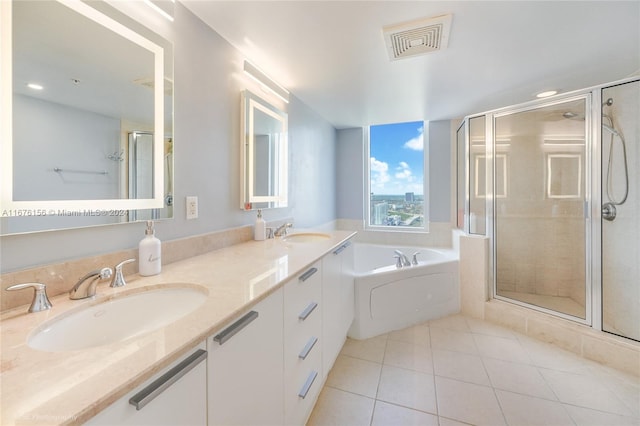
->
xmin=0 ymin=230 xmax=356 ymax=425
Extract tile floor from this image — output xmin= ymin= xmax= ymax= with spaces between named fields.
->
xmin=307 ymin=314 xmax=640 ymax=426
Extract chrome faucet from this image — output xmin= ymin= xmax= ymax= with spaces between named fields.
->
xmin=274 ymin=222 xmax=293 ymax=237
xmin=110 ymin=258 xmax=135 ymax=288
xmin=394 ymin=250 xmax=411 ymax=268
xmin=69 ymin=267 xmax=112 ymax=300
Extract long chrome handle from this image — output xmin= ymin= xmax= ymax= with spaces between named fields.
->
xmin=6 ymin=283 xmax=52 ymax=313
xmin=333 ymin=241 xmax=351 ymax=255
xmin=298 ymin=336 xmax=318 ymax=360
xmin=298 ymin=302 xmax=318 ymax=321
xmin=129 ymin=349 xmax=207 ymax=410
xmin=298 ymin=370 xmax=318 ymax=399
xmin=213 ymin=311 xmax=259 ymax=345
xmin=299 ymin=267 xmax=318 ymax=282
xmin=110 ymin=258 xmax=135 ymax=288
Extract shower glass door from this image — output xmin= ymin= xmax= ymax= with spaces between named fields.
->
xmin=494 ymin=97 xmax=588 ymax=321
xmin=601 ymin=80 xmax=639 ymax=341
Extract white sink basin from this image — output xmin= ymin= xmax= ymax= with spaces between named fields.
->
xmin=281 ymin=232 xmax=331 ymax=243
xmin=28 ymin=286 xmax=207 ymax=352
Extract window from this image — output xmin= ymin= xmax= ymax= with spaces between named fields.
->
xmin=366 ymin=121 xmax=427 ymax=231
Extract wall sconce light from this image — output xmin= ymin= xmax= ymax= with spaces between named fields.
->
xmin=144 ymin=0 xmax=175 ymax=22
xmin=243 ymin=60 xmax=290 ymax=104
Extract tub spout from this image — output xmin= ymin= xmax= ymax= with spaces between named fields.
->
xmin=394 ymin=250 xmax=411 ymax=267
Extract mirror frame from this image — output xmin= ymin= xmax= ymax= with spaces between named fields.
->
xmin=0 ymin=0 xmax=165 ymax=214
xmin=240 ymin=90 xmax=288 ymax=211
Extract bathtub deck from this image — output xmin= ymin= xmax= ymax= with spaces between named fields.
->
xmin=308 ymin=313 xmax=640 ymax=426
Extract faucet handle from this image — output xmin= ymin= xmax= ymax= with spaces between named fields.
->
xmin=266 ymin=227 xmax=275 ymax=239
xmin=394 ymin=255 xmax=403 ymax=268
xmin=412 ymin=252 xmax=421 ymax=266
xmin=6 ymin=282 xmax=53 ymax=313
xmin=111 ymin=258 xmax=135 ymax=288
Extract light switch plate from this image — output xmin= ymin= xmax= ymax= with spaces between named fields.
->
xmin=186 ymin=196 xmax=198 ymax=220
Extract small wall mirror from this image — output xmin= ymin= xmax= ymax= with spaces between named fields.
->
xmin=241 ymin=90 xmax=288 ymax=211
xmin=0 ymin=0 xmax=173 ymax=234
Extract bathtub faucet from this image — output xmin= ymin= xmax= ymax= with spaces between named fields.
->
xmin=394 ymin=250 xmax=411 ymax=268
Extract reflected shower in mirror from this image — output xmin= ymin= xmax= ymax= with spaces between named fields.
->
xmin=0 ymin=0 xmax=173 ymax=235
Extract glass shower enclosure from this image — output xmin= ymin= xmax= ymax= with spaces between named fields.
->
xmin=457 ymin=76 xmax=639 ymax=341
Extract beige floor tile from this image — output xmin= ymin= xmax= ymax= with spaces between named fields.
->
xmin=563 ymin=404 xmax=640 ymax=426
xmin=496 ymin=389 xmax=573 ymax=426
xmin=341 ymin=335 xmax=388 ymax=363
xmin=325 ymin=355 xmax=382 ymax=398
xmin=376 ymin=365 xmax=437 ymax=414
xmin=387 ymin=322 xmax=431 ymax=347
xmin=428 ymin=314 xmax=471 ymax=332
xmin=466 ymin=318 xmax=517 ymax=339
xmin=432 ymin=349 xmax=491 ymax=386
xmin=371 ymin=401 xmax=439 ymax=426
xmin=429 ymin=327 xmax=478 ymax=354
xmin=383 ymin=339 xmax=434 ymax=374
xmin=473 ymin=333 xmax=532 ymax=364
xmin=539 ymin=368 xmax=635 ymax=417
xmin=307 ymin=386 xmax=374 ymax=426
xmin=435 ymin=376 xmax=506 ymax=426
xmin=517 ymin=335 xmax=596 ymax=374
xmin=438 ymin=417 xmax=474 ymax=426
xmin=483 ymin=357 xmax=556 ymax=400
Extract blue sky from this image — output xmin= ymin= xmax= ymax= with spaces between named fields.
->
xmin=370 ymin=121 xmax=424 ymax=195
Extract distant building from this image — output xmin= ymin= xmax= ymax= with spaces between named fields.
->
xmin=372 ymin=202 xmax=388 ymax=225
xmin=405 ymin=192 xmax=415 ymax=203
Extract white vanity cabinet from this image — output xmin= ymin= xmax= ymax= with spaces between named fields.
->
xmin=321 ymin=240 xmax=355 ymax=376
xmin=207 ymin=287 xmax=284 ymax=426
xmin=283 ymin=261 xmax=323 ymax=425
xmin=87 ymin=343 xmax=207 ymax=426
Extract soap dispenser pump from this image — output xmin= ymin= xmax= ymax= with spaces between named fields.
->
xmin=254 ymin=209 xmax=266 ymax=241
xmin=139 ymin=221 xmax=162 ymax=276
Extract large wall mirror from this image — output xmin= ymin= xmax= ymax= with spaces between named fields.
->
xmin=0 ymin=0 xmax=173 ymax=235
xmin=241 ymin=90 xmax=288 ymax=211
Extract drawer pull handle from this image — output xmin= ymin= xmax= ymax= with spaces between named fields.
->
xmin=298 ymin=336 xmax=318 ymax=360
xmin=333 ymin=241 xmax=351 ymax=255
xmin=298 ymin=302 xmax=318 ymax=321
xmin=129 ymin=349 xmax=207 ymax=410
xmin=214 ymin=311 xmax=259 ymax=345
xmin=299 ymin=267 xmax=318 ymax=282
xmin=298 ymin=370 xmax=318 ymax=399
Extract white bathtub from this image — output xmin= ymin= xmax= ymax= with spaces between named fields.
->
xmin=348 ymin=243 xmax=460 ymax=340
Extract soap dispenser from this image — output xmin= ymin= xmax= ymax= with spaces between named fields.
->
xmin=139 ymin=221 xmax=162 ymax=276
xmin=254 ymin=209 xmax=266 ymax=241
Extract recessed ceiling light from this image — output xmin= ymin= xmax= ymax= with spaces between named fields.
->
xmin=536 ymin=90 xmax=558 ymax=98
xmin=27 ymin=83 xmax=43 ymax=90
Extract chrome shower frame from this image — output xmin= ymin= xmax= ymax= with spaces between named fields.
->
xmin=460 ymin=75 xmax=639 ymax=334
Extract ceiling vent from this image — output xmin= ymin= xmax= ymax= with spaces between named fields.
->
xmin=383 ymin=14 xmax=452 ymax=61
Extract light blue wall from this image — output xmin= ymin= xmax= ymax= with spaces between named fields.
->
xmin=335 ymin=121 xmax=451 ymax=223
xmin=0 ymin=3 xmax=337 ymax=272
xmin=336 ymin=128 xmax=364 ymax=220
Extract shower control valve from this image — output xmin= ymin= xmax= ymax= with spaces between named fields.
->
xmin=602 ymin=203 xmax=617 ymax=221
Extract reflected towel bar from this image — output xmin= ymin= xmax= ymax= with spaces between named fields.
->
xmin=53 ymin=167 xmax=108 ymax=175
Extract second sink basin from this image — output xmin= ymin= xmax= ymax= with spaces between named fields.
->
xmin=28 ymin=285 xmax=207 ymax=352
xmin=281 ymin=232 xmax=331 ymax=243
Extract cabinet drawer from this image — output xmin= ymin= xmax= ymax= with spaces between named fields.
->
xmin=284 ymin=262 xmax=322 ymax=332
xmin=284 ymin=341 xmax=323 ymax=426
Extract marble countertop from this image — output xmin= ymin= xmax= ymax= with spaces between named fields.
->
xmin=0 ymin=230 xmax=356 ymax=425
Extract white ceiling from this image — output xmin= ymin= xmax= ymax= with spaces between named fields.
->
xmin=182 ymin=1 xmax=640 ymax=129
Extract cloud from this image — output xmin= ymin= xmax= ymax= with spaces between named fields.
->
xmin=404 ymin=127 xmax=424 ymax=151
xmin=370 ymin=157 xmax=390 ymax=188
xmin=395 ymin=162 xmax=413 ymax=180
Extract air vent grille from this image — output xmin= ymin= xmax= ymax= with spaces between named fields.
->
xmin=383 ymin=14 xmax=452 ymax=60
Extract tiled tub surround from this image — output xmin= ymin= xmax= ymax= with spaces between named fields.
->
xmin=0 ymin=229 xmax=355 ymax=425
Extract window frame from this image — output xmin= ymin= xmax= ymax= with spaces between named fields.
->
xmin=364 ymin=122 xmax=429 ymax=233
